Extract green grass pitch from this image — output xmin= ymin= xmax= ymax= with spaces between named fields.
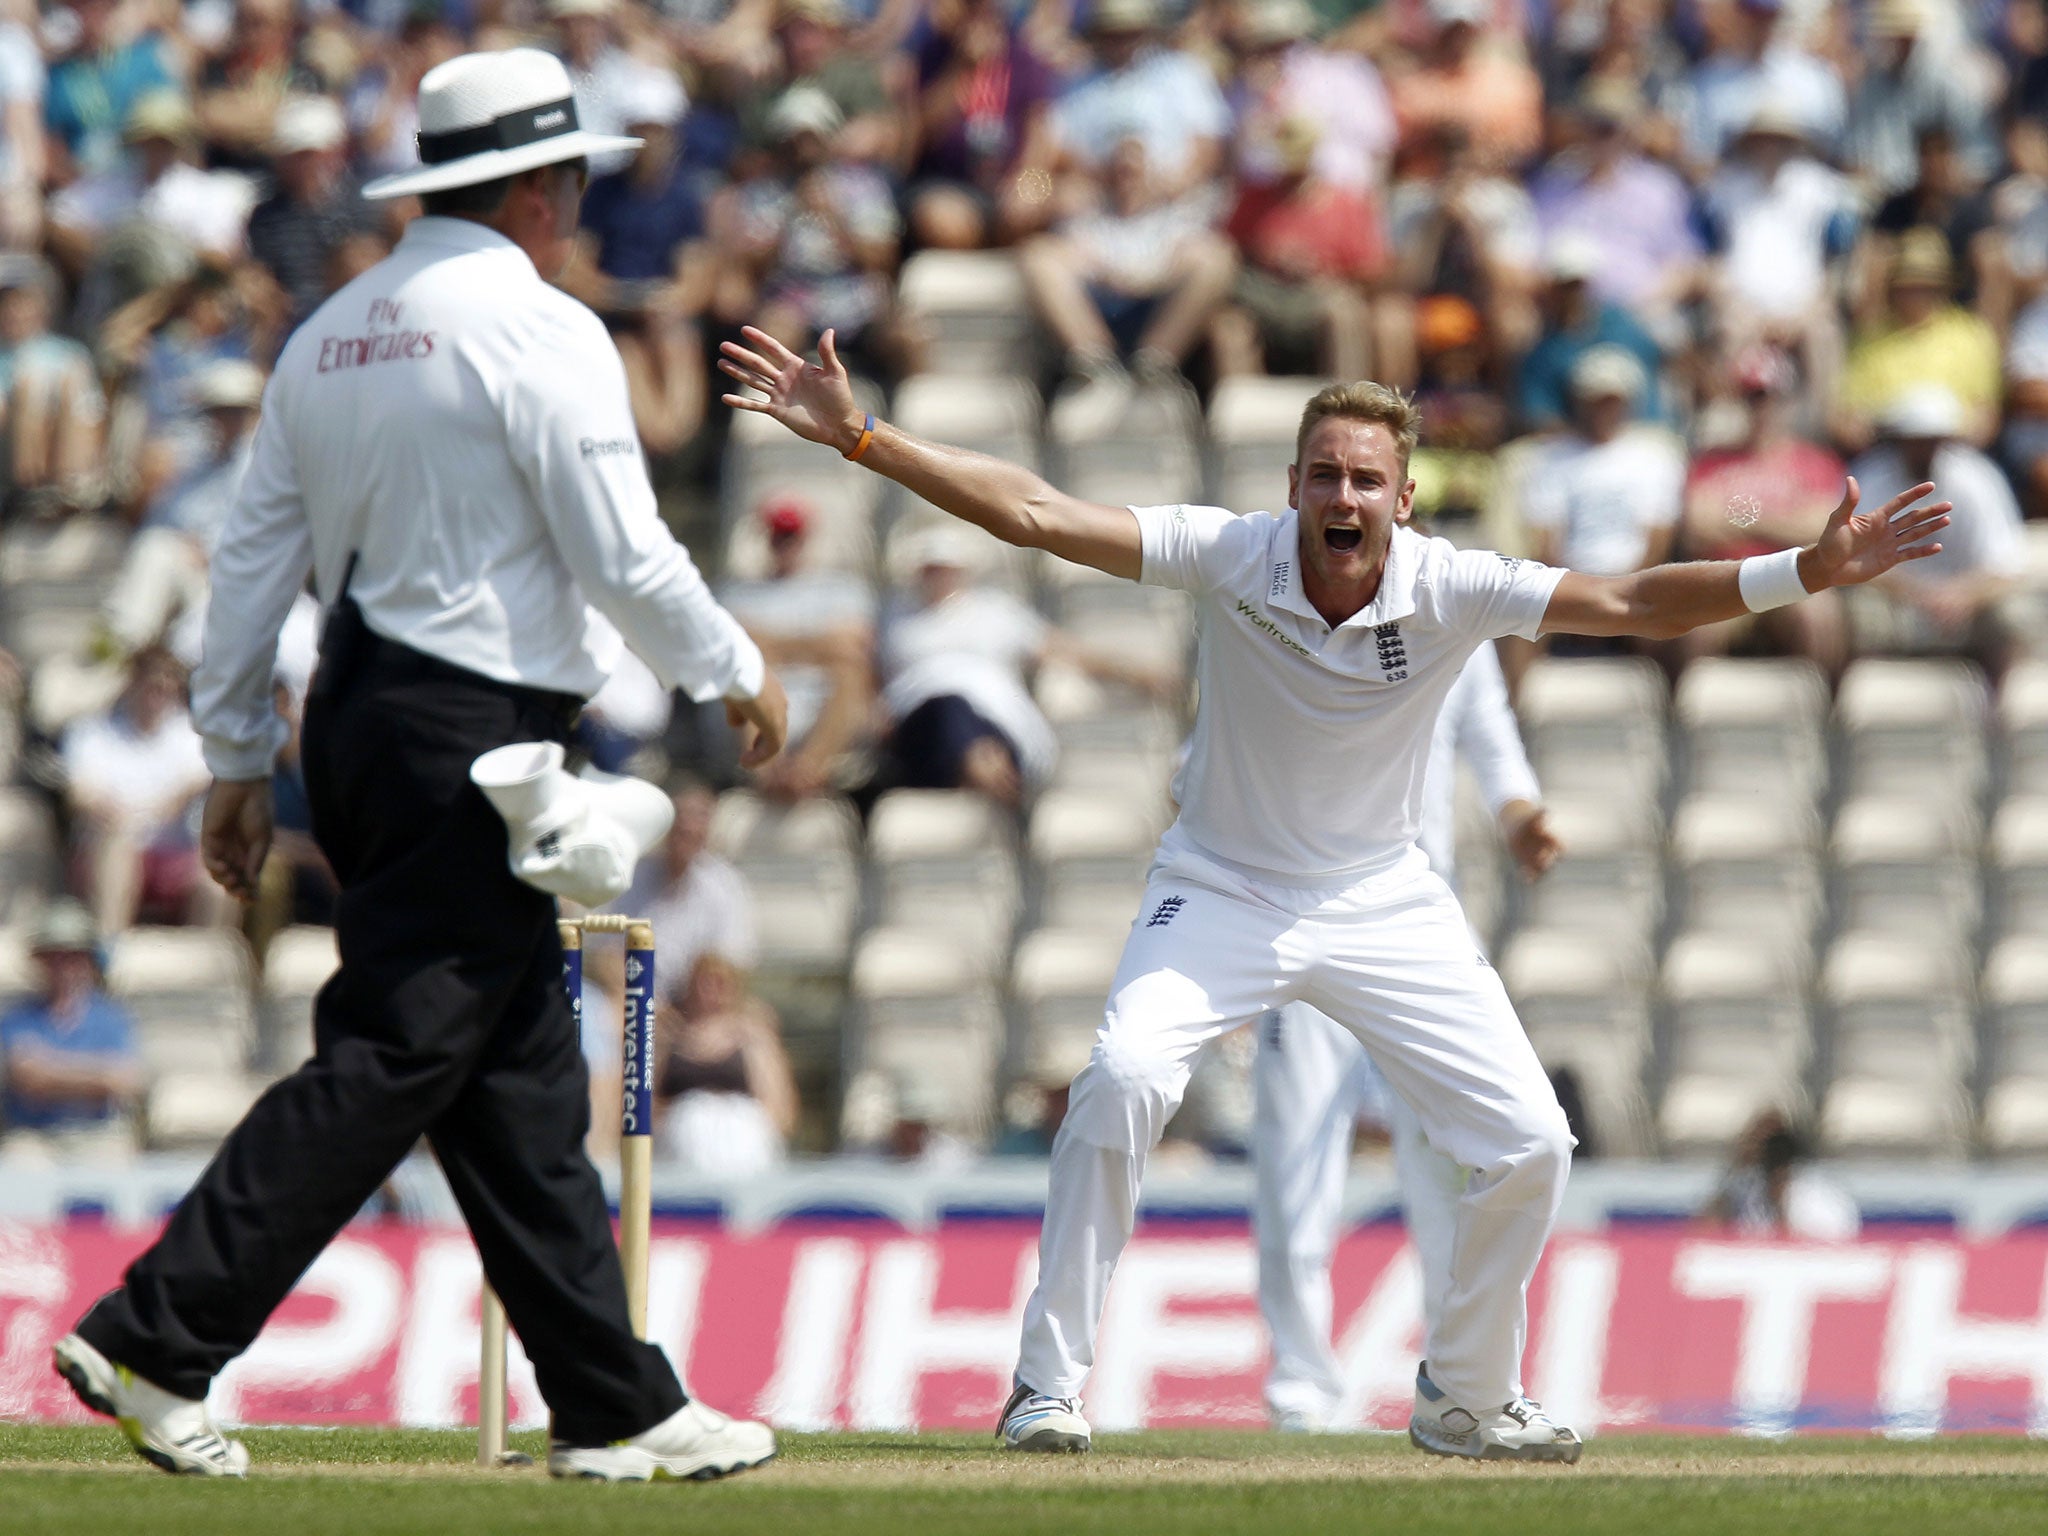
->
xmin=3 ymin=1424 xmax=2046 ymax=1536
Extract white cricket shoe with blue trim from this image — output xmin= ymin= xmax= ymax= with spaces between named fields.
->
xmin=547 ymin=1399 xmax=777 ymax=1482
xmin=1408 ymin=1362 xmax=1582 ymax=1464
xmin=52 ymin=1333 xmax=250 ymax=1478
xmin=997 ymin=1381 xmax=1091 ymax=1453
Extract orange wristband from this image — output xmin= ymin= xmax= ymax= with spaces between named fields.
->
xmin=844 ymin=412 xmax=876 ymax=463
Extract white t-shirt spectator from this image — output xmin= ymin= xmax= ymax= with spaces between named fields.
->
xmin=50 ymin=161 xmax=258 ymax=258
xmin=62 ymin=704 xmax=208 ymax=829
xmin=1846 ymin=441 xmax=2024 ymax=586
xmin=878 ymin=587 xmax=1056 ymax=783
xmin=1052 ymin=46 xmax=1229 ymax=184
xmin=1520 ymin=430 xmax=1687 ymax=576
xmin=1701 ymin=155 xmax=1856 ymax=321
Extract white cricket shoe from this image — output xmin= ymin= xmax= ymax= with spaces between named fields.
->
xmin=547 ymin=1399 xmax=776 ymax=1482
xmin=1408 ymin=1362 xmax=1582 ymax=1464
xmin=52 ymin=1333 xmax=250 ymax=1478
xmin=997 ymin=1381 xmax=1091 ymax=1453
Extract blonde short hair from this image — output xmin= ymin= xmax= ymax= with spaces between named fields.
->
xmin=1295 ymin=381 xmax=1422 ymax=472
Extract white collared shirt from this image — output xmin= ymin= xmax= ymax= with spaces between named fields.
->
xmin=1136 ymin=508 xmax=1563 ymax=883
xmin=192 ymin=216 xmax=762 ymax=780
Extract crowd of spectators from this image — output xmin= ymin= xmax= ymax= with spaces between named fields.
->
xmin=5 ymin=0 xmax=2048 ymax=1164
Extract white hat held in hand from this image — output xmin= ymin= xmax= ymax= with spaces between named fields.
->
xmin=471 ymin=742 xmax=675 ymax=908
xmin=363 ymin=48 xmax=642 ymax=201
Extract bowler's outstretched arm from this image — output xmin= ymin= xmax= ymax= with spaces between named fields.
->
xmin=719 ymin=326 xmax=1143 ymax=579
xmin=1540 ymin=477 xmax=1951 ymax=640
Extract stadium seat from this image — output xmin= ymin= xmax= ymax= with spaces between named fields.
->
xmin=1205 ymin=375 xmax=1324 ymax=513
xmin=143 ymin=1072 xmax=266 ymax=1152
xmin=1008 ymin=926 xmax=1122 ymax=1080
xmin=1499 ymin=928 xmax=1654 ymax=1155
xmin=1049 ymin=377 xmax=1202 ymax=509
xmin=848 ymin=926 xmax=1004 ymax=1134
xmin=1980 ymin=937 xmax=2048 ymax=1155
xmin=1988 ymin=796 xmax=2048 ymax=939
xmin=1830 ymin=795 xmax=1982 ymax=941
xmin=1674 ymin=656 xmax=1829 ymax=802
xmin=0 ymin=600 xmax=97 ymax=672
xmin=709 ymin=793 xmax=863 ymax=976
xmin=1515 ymin=657 xmax=1668 ymax=807
xmin=892 ymin=374 xmax=1041 ymax=466
xmin=1816 ymin=932 xmax=1974 ymax=1156
xmin=1836 ymin=657 xmax=1988 ymax=799
xmin=1657 ymin=930 xmax=1814 ymax=1154
xmin=1669 ymin=793 xmax=1825 ymax=937
xmin=2000 ymin=660 xmax=2048 ymax=796
xmin=1028 ymin=788 xmax=1158 ymax=932
xmin=0 ymin=789 xmax=59 ymax=925
xmin=868 ymin=790 xmax=1020 ymax=972
xmin=259 ymin=924 xmax=339 ymax=1074
xmin=106 ymin=926 xmax=257 ymax=1078
xmin=895 ymin=250 xmax=1039 ymax=376
xmin=1515 ymin=794 xmax=1663 ymax=943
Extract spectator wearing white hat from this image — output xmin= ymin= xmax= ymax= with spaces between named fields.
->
xmin=563 ymin=66 xmax=709 ymax=456
xmin=1845 ymin=384 xmax=2025 ymax=674
xmin=247 ymin=95 xmax=381 ymax=325
xmin=873 ymin=522 xmax=1170 ymax=807
xmin=54 ymin=47 xmax=784 ymax=1483
xmin=1521 ymin=345 xmax=1686 ymax=605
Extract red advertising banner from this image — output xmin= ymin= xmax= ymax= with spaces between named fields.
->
xmin=3 ymin=1220 xmax=2045 ymax=1435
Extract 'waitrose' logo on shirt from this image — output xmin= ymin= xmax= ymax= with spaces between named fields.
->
xmin=1234 ymin=599 xmax=1311 ymax=658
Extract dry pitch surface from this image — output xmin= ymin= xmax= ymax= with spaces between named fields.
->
xmin=3 ymin=1425 xmax=2046 ymax=1535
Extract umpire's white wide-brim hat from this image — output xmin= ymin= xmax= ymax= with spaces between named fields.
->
xmin=362 ymin=48 xmax=641 ymax=202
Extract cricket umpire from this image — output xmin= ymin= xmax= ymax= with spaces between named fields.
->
xmin=52 ymin=49 xmax=787 ymax=1484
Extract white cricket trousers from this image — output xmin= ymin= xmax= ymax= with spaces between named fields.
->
xmin=1015 ymin=833 xmax=1572 ymax=1415
xmin=1252 ymin=1004 xmax=1465 ymax=1426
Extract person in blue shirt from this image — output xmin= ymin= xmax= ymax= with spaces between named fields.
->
xmin=0 ymin=898 xmax=141 ymax=1160
xmin=1516 ymin=235 xmax=1668 ymax=432
xmin=43 ymin=0 xmax=175 ymax=179
xmin=569 ymin=70 xmax=709 ymax=456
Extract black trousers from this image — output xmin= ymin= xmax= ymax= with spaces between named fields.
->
xmin=79 ymin=643 xmax=685 ymax=1444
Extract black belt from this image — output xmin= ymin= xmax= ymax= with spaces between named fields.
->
xmin=354 ymin=628 xmax=585 ymax=729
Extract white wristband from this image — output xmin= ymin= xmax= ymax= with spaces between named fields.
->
xmin=1737 ymin=548 xmax=1810 ymax=613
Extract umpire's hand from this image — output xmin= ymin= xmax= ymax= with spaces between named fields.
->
xmin=726 ymin=667 xmax=791 ymax=770
xmin=202 ymin=778 xmax=275 ymax=902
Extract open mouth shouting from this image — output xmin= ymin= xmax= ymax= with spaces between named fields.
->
xmin=1323 ymin=524 xmax=1364 ymax=554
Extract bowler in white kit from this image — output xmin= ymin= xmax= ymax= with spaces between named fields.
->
xmin=716 ymin=327 xmax=1951 ymax=1462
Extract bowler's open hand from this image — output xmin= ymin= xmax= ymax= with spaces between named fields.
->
xmin=727 ymin=667 xmax=791 ymax=770
xmin=719 ymin=326 xmax=863 ymax=454
xmin=1805 ymin=478 xmax=1952 ymax=590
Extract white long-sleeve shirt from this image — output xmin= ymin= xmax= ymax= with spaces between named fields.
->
xmin=1416 ymin=640 xmax=1540 ymax=889
xmin=192 ymin=216 xmax=762 ymax=780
